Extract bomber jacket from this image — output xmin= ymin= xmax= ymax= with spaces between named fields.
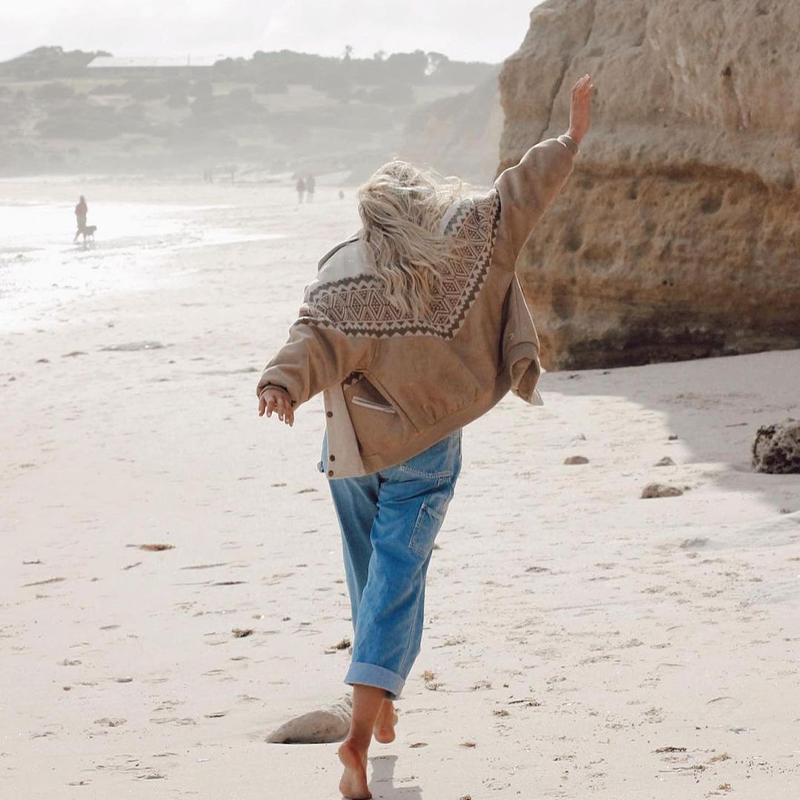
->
xmin=256 ymin=133 xmax=579 ymax=479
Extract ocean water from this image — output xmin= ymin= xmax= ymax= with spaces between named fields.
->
xmin=0 ymin=192 xmax=284 ymax=327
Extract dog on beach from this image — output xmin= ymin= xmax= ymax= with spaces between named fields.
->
xmin=81 ymin=225 xmax=97 ymax=243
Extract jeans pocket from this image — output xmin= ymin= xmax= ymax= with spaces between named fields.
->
xmin=408 ymin=501 xmax=446 ymax=558
xmin=398 ymin=429 xmax=462 ymax=480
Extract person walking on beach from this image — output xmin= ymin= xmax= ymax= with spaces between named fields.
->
xmin=306 ymin=173 xmax=316 ymax=202
xmin=257 ymin=74 xmax=593 ymax=800
xmin=73 ymin=195 xmax=87 ymax=242
xmin=296 ymin=176 xmax=306 ymax=203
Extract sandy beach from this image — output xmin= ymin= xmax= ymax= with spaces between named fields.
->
xmin=2 ymin=178 xmax=799 ymax=799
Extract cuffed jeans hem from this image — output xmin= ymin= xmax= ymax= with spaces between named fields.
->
xmin=344 ymin=662 xmax=405 ymax=701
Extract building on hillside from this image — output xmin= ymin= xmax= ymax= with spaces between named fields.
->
xmin=87 ymin=56 xmax=218 ymax=79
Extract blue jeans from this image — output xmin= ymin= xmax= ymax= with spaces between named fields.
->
xmin=321 ymin=429 xmax=463 ymax=700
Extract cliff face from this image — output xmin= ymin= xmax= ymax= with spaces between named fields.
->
xmin=401 ymin=68 xmax=504 ymax=185
xmin=499 ymin=0 xmax=800 ymax=369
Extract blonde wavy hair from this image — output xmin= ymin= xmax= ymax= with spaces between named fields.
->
xmin=357 ymin=160 xmax=463 ymax=321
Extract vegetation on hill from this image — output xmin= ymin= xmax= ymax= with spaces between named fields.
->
xmin=0 ymin=46 xmax=497 ymax=179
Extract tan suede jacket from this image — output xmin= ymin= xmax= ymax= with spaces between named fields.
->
xmin=256 ymin=133 xmax=579 ymax=479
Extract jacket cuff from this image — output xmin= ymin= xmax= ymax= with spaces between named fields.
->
xmin=556 ymin=133 xmax=579 ymax=156
xmin=257 ymin=381 xmax=293 ymax=402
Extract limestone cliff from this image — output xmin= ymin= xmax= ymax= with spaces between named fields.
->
xmin=499 ymin=0 xmax=800 ymax=369
xmin=400 ymin=68 xmax=503 ymax=185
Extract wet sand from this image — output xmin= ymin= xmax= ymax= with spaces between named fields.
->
xmin=2 ymin=178 xmax=799 ymax=798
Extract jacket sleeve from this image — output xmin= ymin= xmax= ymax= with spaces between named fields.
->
xmin=493 ymin=134 xmax=578 ymax=264
xmin=256 ymin=318 xmax=375 ymax=406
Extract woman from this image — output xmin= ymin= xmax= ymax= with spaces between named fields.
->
xmin=257 ymin=74 xmax=593 ymax=799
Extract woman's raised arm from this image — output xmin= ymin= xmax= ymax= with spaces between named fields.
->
xmin=493 ymin=74 xmax=594 ymax=264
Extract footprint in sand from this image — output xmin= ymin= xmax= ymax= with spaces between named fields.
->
xmin=94 ymin=717 xmax=127 ymax=727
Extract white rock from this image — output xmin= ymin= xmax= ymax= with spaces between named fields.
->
xmin=266 ymin=694 xmax=352 ymax=744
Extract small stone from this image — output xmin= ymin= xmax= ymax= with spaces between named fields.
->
xmin=654 ymin=456 xmax=676 ymax=466
xmin=641 ymin=483 xmax=684 ymax=499
xmin=668 ymin=434 xmax=679 ymax=441
xmin=133 ymin=543 xmax=174 ymax=552
xmin=564 ymin=455 xmax=589 ymax=465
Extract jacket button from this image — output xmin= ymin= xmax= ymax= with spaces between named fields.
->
xmin=326 ymin=411 xmax=333 ymax=418
xmin=327 ymin=470 xmax=334 ymax=477
xmin=329 ymin=454 xmax=335 ymax=462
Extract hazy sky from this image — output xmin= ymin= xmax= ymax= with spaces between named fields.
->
xmin=1 ymin=0 xmax=544 ymax=64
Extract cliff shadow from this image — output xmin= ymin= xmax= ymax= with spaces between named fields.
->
xmin=540 ymin=347 xmax=800 ymax=521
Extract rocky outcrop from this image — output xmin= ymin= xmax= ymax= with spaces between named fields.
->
xmin=400 ymin=67 xmax=503 ymax=185
xmin=498 ymin=0 xmax=800 ymax=369
xmin=752 ymin=419 xmax=800 ymax=474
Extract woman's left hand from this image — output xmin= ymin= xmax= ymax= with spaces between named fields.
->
xmin=567 ymin=73 xmax=594 ymax=145
xmin=258 ymin=388 xmax=295 ymax=426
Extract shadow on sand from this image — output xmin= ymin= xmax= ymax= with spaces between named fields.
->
xmin=368 ymin=754 xmax=423 ymax=800
xmin=546 ymin=348 xmax=800 ymax=519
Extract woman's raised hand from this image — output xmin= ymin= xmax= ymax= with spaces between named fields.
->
xmin=258 ymin=387 xmax=295 ymax=426
xmin=567 ymin=73 xmax=594 ymax=146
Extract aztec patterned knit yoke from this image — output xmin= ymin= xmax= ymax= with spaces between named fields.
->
xmin=256 ymin=134 xmax=580 ymax=479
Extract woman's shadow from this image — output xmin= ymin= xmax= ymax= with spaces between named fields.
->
xmin=369 ymin=754 xmax=423 ymax=800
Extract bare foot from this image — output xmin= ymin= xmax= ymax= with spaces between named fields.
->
xmin=338 ymin=739 xmax=371 ymax=799
xmin=373 ymin=700 xmax=398 ymax=744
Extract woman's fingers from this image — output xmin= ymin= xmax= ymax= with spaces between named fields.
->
xmin=573 ymin=73 xmax=594 ymax=94
xmin=257 ymin=390 xmax=295 ymax=426
xmin=281 ymin=399 xmax=294 ymax=426
xmin=275 ymin=396 xmax=294 ymax=426
xmin=567 ymin=73 xmax=594 ymax=143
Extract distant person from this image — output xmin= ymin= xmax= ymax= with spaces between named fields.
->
xmin=257 ymin=73 xmax=594 ymax=800
xmin=296 ymin=177 xmax=306 ymax=204
xmin=338 ymin=190 xmax=345 ymax=201
xmin=73 ymin=195 xmax=87 ymax=243
xmin=306 ymin=173 xmax=316 ymax=202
